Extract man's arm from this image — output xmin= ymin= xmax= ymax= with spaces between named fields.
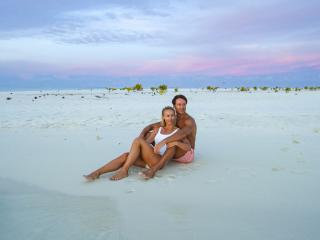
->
xmin=138 ymin=122 xmax=161 ymax=138
xmin=167 ymin=138 xmax=191 ymax=151
xmin=145 ymin=127 xmax=159 ymax=144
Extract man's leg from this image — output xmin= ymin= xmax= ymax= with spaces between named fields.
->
xmin=173 ymin=147 xmax=187 ymax=159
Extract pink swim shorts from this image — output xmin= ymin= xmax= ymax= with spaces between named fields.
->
xmin=174 ymin=148 xmax=194 ymax=163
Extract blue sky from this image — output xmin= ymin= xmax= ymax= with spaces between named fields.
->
xmin=0 ymin=0 xmax=319 ymax=89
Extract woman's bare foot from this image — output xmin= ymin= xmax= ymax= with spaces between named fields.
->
xmin=110 ymin=169 xmax=128 ymax=181
xmin=83 ymin=172 xmax=100 ymax=181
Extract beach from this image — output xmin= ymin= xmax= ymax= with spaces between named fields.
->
xmin=1 ymin=89 xmax=320 ymax=239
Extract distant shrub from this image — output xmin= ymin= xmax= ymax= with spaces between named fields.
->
xmin=158 ymin=84 xmax=168 ymax=95
xmin=158 ymin=84 xmax=167 ymax=90
xmin=121 ymin=87 xmax=132 ymax=92
xmin=285 ymin=87 xmax=291 ymax=93
xmin=260 ymin=86 xmax=268 ymax=91
xmin=174 ymin=88 xmax=178 ymax=92
xmin=253 ymin=86 xmax=257 ymax=91
xmin=106 ymin=87 xmax=117 ymax=91
xmin=150 ymin=87 xmax=157 ymax=92
xmin=133 ymin=83 xmax=143 ymax=91
xmin=239 ymin=86 xmax=249 ymax=92
xmin=207 ymin=86 xmax=219 ymax=91
xmin=308 ymin=86 xmax=319 ymax=91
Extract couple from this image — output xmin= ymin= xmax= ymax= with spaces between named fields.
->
xmin=84 ymin=94 xmax=197 ymax=181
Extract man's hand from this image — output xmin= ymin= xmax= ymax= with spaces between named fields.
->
xmin=140 ymin=168 xmax=156 ymax=179
xmin=166 ymin=142 xmax=176 ymax=148
xmin=154 ymin=141 xmax=165 ymax=154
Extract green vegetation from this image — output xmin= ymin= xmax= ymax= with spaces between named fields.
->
xmin=106 ymin=85 xmax=320 ymax=95
xmin=133 ymin=83 xmax=143 ymax=91
xmin=239 ymin=86 xmax=250 ymax=92
xmin=120 ymin=87 xmax=133 ymax=92
xmin=158 ymin=84 xmax=168 ymax=95
xmin=307 ymin=86 xmax=320 ymax=91
xmin=206 ymin=86 xmax=219 ymax=91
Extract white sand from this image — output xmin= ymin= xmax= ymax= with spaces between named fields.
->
xmin=1 ymin=89 xmax=320 ymax=239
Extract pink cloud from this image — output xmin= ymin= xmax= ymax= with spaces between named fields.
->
xmin=2 ymin=53 xmax=319 ymax=78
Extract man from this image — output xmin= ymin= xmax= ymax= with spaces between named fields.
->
xmin=139 ymin=94 xmax=197 ymax=179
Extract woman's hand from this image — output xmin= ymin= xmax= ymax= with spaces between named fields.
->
xmin=154 ymin=141 xmax=165 ymax=154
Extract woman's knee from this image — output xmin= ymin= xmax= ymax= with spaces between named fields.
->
xmin=121 ymin=152 xmax=129 ymax=159
xmin=133 ymin=137 xmax=146 ymax=144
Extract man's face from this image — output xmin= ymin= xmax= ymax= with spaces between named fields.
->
xmin=174 ymin=98 xmax=187 ymax=114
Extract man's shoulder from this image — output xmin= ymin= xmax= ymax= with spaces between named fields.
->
xmin=183 ymin=113 xmax=196 ymax=125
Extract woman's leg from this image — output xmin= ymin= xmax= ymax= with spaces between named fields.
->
xmin=83 ymin=152 xmax=129 ymax=181
xmin=110 ymin=138 xmax=161 ymax=180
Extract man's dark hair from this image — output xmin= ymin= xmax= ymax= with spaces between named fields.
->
xmin=172 ymin=95 xmax=188 ymax=105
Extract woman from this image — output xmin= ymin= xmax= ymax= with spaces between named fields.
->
xmin=83 ymin=106 xmax=191 ymax=181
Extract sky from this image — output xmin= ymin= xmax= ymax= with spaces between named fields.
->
xmin=0 ymin=0 xmax=319 ymax=89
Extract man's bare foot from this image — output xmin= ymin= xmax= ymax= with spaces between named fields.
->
xmin=83 ymin=172 xmax=100 ymax=181
xmin=110 ymin=169 xmax=128 ymax=181
xmin=139 ymin=169 xmax=155 ymax=179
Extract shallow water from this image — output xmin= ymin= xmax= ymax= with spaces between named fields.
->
xmin=0 ymin=178 xmax=121 ymax=240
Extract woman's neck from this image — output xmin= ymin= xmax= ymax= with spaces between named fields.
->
xmin=163 ymin=124 xmax=175 ymax=131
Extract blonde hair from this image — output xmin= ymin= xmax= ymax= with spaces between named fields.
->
xmin=161 ymin=106 xmax=176 ymax=127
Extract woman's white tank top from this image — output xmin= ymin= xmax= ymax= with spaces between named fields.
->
xmin=154 ymin=127 xmax=179 ymax=155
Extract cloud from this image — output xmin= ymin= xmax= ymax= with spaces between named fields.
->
xmin=0 ymin=0 xmax=319 ymax=81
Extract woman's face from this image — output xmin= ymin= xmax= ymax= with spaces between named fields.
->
xmin=163 ymin=109 xmax=176 ymax=126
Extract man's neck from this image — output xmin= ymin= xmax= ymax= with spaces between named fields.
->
xmin=177 ymin=112 xmax=187 ymax=118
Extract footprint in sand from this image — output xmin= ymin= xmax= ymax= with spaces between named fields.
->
xmin=290 ymin=170 xmax=310 ymax=175
xmin=313 ymin=128 xmax=320 ymax=134
xmin=167 ymin=175 xmax=176 ymax=180
xmin=272 ymin=167 xmax=285 ymax=172
xmin=96 ymin=135 xmax=103 ymax=140
xmin=280 ymin=147 xmax=289 ymax=152
xmin=125 ymin=188 xmax=136 ymax=194
xmin=296 ymin=160 xmax=306 ymax=163
xmin=292 ymin=139 xmax=300 ymax=144
xmin=205 ymin=179 xmax=218 ymax=184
